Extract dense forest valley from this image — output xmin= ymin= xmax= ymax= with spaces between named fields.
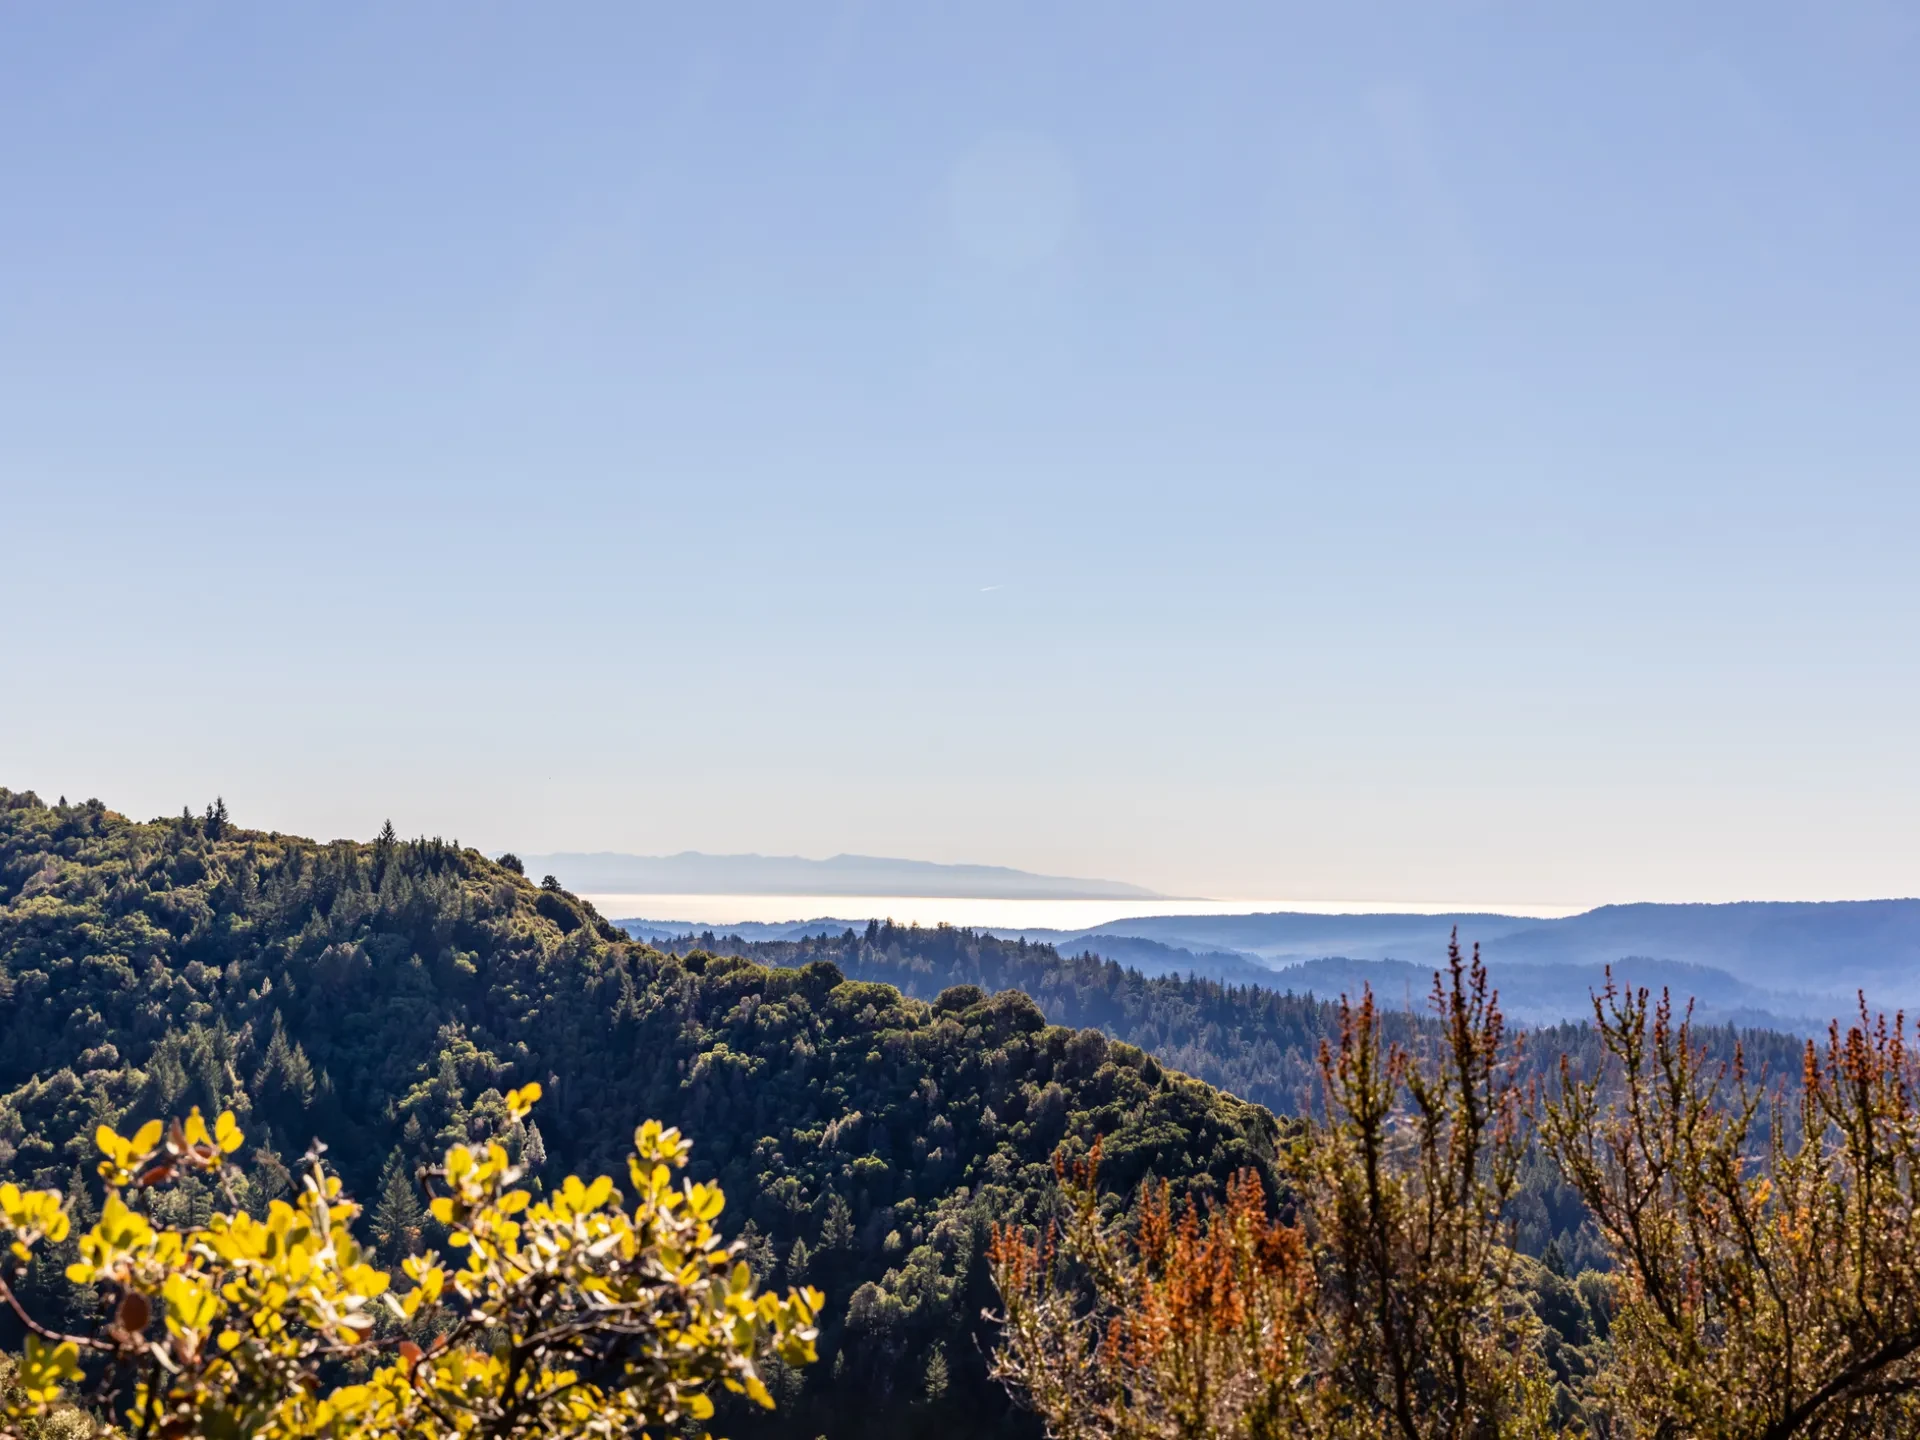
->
xmin=0 ymin=791 xmax=1841 ymax=1437
xmin=644 ymin=922 xmax=1810 ymax=1124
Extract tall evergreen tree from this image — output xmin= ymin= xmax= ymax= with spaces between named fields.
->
xmin=820 ymin=1193 xmax=854 ymax=1251
xmin=369 ymin=1148 xmax=424 ymax=1261
xmin=251 ymin=1012 xmax=315 ymax=1158
xmin=252 ymin=1012 xmax=314 ymax=1108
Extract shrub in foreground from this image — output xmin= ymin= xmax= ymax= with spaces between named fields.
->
xmin=990 ymin=938 xmax=1553 ymax=1440
xmin=0 ymin=1087 xmax=819 ymax=1439
xmin=995 ymin=953 xmax=1920 ymax=1439
xmin=1543 ymin=985 xmax=1920 ymax=1438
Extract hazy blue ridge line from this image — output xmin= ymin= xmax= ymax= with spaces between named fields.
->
xmin=522 ymin=849 xmax=1171 ymax=899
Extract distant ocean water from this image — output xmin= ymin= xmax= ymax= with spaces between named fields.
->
xmin=580 ymin=893 xmax=1585 ymax=931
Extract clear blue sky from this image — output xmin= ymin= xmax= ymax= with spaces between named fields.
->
xmin=5 ymin=3 xmax=1916 ymax=905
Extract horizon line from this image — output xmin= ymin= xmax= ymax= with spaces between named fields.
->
xmin=576 ymin=892 xmax=1920 ymax=932
xmin=575 ymin=893 xmax=1593 ymax=927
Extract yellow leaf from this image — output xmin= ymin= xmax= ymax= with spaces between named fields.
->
xmin=21 ymin=1333 xmax=82 ymax=1400
xmin=507 ymin=1082 xmax=542 ymax=1118
xmin=131 ymin=1120 xmax=163 ymax=1154
xmin=162 ymin=1272 xmax=218 ymax=1334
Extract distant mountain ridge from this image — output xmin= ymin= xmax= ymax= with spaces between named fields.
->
xmin=614 ymin=897 xmax=1920 ymax=1025
xmin=1034 ymin=900 xmax=1920 ymax=1000
xmin=519 ymin=849 xmax=1167 ymax=900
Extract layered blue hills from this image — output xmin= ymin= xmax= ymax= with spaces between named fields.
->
xmin=618 ymin=899 xmax=1920 ymax=1031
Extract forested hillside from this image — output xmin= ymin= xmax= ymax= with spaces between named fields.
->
xmin=646 ymin=921 xmax=1366 ymax=1115
xmin=0 ymin=790 xmax=1279 ymax=1440
xmin=651 ymin=920 xmax=1816 ymax=1275
xmin=648 ymin=921 xmax=1811 ymax=1117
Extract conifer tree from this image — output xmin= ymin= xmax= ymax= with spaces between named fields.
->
xmin=252 ymin=1013 xmax=315 ymax=1111
xmin=372 ymin=819 xmax=398 ymax=888
xmin=923 ymin=1343 xmax=950 ymax=1404
xmin=820 ymin=1194 xmax=853 ymax=1251
xmin=370 ymin=1148 xmax=425 ymax=1261
xmin=249 ymin=1147 xmax=292 ymax=1205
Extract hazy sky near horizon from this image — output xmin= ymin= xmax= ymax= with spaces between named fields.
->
xmin=5 ymin=4 xmax=1918 ymax=906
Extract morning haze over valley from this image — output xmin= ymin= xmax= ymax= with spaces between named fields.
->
xmin=519 ymin=848 xmax=1920 ymax=1032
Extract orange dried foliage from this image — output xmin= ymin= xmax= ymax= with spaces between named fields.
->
xmin=989 ymin=1141 xmax=1314 ymax=1440
xmin=991 ymin=932 xmax=1553 ymax=1440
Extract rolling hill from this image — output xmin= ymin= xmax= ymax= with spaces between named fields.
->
xmin=0 ymin=790 xmax=1267 ymax=1440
